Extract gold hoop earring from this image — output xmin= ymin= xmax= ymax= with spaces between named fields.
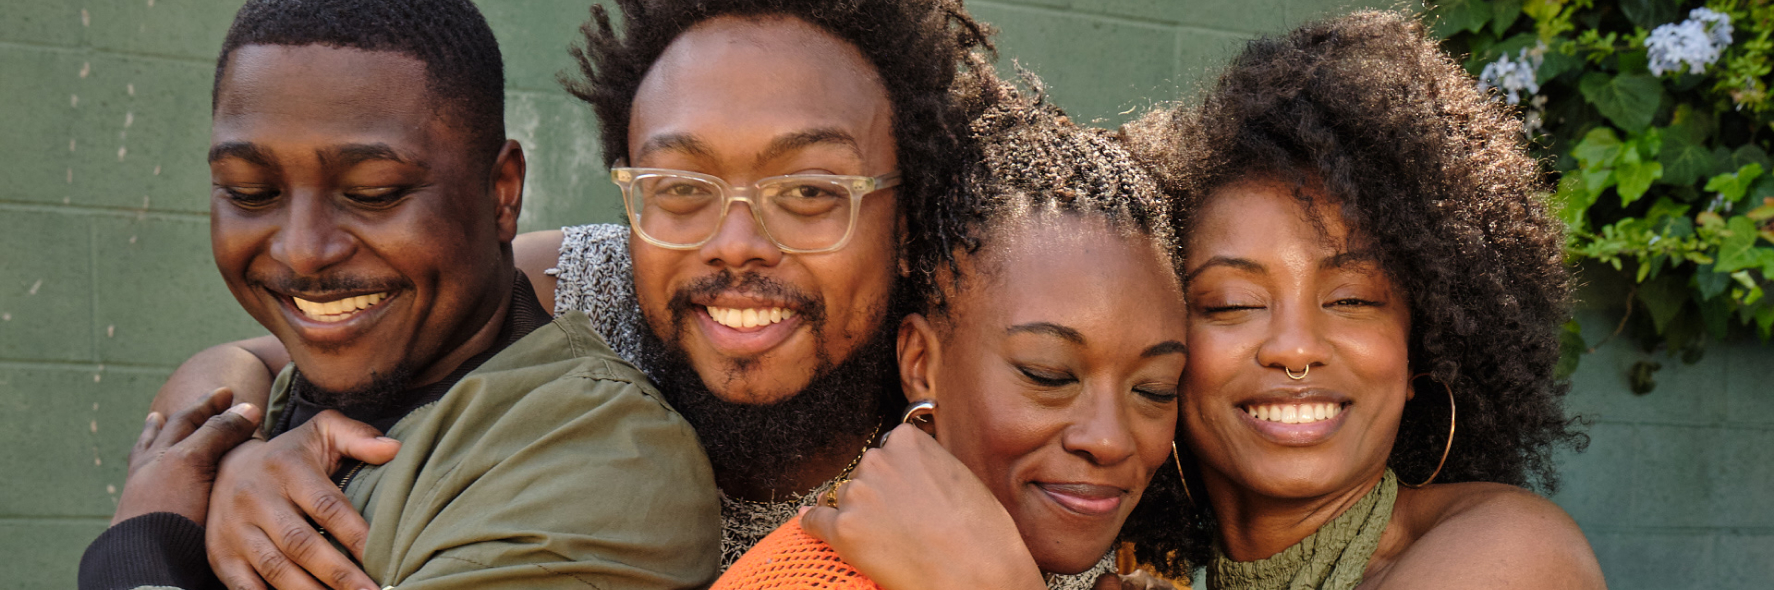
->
xmin=1171 ymin=441 xmax=1197 ymax=508
xmin=1285 ymin=365 xmax=1309 ymax=380
xmin=900 ymin=399 xmax=936 ymax=424
xmin=1400 ymin=378 xmax=1456 ymax=488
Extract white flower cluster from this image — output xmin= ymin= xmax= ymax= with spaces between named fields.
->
xmin=1478 ymin=45 xmax=1543 ymax=104
xmin=1646 ymin=7 xmax=1734 ymax=76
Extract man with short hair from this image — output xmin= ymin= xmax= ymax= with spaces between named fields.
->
xmin=149 ymin=0 xmax=1001 ymax=584
xmin=79 ymin=1 xmax=720 ymax=588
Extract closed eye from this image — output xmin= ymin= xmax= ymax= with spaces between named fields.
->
xmin=345 ymin=186 xmax=413 ymax=207
xmin=1330 ymin=298 xmax=1381 ymax=307
xmin=1133 ymin=385 xmax=1179 ymax=402
xmin=220 ymin=186 xmax=278 ymax=208
xmin=1018 ymin=366 xmax=1075 ymax=387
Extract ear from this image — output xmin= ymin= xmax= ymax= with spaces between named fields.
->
xmin=490 ymin=139 xmax=526 ymax=243
xmin=897 ymin=313 xmax=941 ymax=406
xmin=1405 ymin=374 xmax=1420 ymax=402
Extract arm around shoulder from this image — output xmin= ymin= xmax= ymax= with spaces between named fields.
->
xmin=513 ymin=229 xmax=565 ymax=312
xmin=148 ymin=335 xmax=286 ymax=417
xmin=1372 ymin=485 xmax=1606 ymax=590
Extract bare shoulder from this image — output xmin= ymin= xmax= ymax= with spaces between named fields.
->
xmin=1367 ymin=483 xmax=1605 ymax=590
xmin=513 ymin=229 xmax=565 ymax=311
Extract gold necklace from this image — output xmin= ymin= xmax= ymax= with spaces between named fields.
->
xmin=727 ymin=419 xmax=883 ymax=507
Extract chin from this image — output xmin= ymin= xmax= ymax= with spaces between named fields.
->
xmin=693 ymin=359 xmax=815 ymax=406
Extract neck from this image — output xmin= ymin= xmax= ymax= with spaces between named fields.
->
xmin=1206 ymin=466 xmax=1389 ymax=562
xmin=407 ymin=267 xmax=516 ymax=390
xmin=718 ymin=426 xmax=875 ymax=502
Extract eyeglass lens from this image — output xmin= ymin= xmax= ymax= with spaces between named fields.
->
xmin=629 ymin=173 xmax=855 ymax=251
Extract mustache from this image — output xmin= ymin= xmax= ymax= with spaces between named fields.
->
xmin=246 ymin=270 xmax=410 ymax=296
xmin=667 ymin=271 xmax=825 ymax=323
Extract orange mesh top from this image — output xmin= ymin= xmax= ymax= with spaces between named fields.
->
xmin=710 ymin=514 xmax=884 ymax=590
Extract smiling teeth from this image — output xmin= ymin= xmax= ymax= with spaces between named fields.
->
xmin=292 ymin=292 xmax=387 ymax=322
xmin=1245 ymin=402 xmax=1342 ymax=424
xmin=706 ymin=306 xmax=794 ymax=329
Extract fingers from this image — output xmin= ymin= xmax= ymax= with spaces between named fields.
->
xmin=212 ymin=525 xmax=330 ymax=590
xmin=267 ymin=503 xmax=378 ymax=590
xmin=288 ymin=469 xmax=373 ymax=563
xmin=161 ymin=387 xmax=237 ymax=447
xmin=799 ymin=504 xmax=840 ymax=544
xmin=126 ymin=412 xmax=165 ymax=479
xmin=311 ymin=410 xmax=401 ymax=465
xmin=175 ymin=403 xmax=265 ymax=468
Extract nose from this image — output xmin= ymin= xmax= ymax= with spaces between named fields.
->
xmin=267 ymin=192 xmax=356 ymax=276
xmin=698 ymin=201 xmax=785 ymax=270
xmin=1255 ymin=299 xmax=1331 ymax=377
xmin=1061 ymin=384 xmax=1140 ymax=466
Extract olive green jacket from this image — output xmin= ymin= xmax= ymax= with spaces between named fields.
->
xmin=265 ymin=311 xmax=721 ymax=589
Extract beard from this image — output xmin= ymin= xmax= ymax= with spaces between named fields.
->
xmin=295 ymin=363 xmax=414 ymax=418
xmin=634 ymin=271 xmax=904 ymax=495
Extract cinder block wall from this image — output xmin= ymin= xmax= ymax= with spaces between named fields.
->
xmin=1 ymin=1 xmax=1766 ymax=588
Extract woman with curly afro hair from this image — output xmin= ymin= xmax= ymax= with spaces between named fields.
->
xmin=1117 ymin=11 xmax=1604 ymax=590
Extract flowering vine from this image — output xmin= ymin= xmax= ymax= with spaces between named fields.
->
xmin=1431 ymin=0 xmax=1774 ymax=392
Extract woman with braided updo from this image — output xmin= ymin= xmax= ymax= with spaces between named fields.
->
xmin=711 ymin=73 xmax=1193 ymax=590
xmin=1114 ymin=11 xmax=1604 ymax=590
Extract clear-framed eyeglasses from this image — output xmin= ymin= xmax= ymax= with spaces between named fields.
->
xmin=610 ymin=163 xmax=901 ymax=254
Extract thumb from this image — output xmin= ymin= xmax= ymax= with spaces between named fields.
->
xmin=312 ymin=410 xmax=401 ymax=465
xmin=177 ymin=403 xmax=264 ymax=466
xmin=798 ymin=506 xmax=838 ymax=544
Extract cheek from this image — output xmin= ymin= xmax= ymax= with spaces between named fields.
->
xmin=802 ymin=242 xmax=896 ymax=333
xmin=935 ymin=363 xmax=1047 ymax=497
xmin=1181 ymin=329 xmax=1249 ymax=400
xmin=629 ymin=246 xmax=684 ymax=316
xmin=1135 ymin=408 xmax=1179 ymax=471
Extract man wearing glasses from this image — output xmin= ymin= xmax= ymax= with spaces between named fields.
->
xmin=143 ymin=0 xmax=997 ymax=585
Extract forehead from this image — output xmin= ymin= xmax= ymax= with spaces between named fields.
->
xmin=953 ymin=213 xmax=1183 ymax=326
xmin=1193 ymin=178 xmax=1354 ymax=256
xmin=213 ymin=45 xmax=446 ymax=148
xmin=629 ymin=15 xmax=893 ymax=163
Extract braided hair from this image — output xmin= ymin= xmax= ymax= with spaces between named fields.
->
xmin=916 ymin=70 xmax=1178 ymax=315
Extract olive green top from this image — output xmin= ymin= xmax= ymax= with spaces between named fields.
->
xmin=266 ymin=310 xmax=722 ymax=589
xmin=1208 ymin=469 xmax=1399 ymax=590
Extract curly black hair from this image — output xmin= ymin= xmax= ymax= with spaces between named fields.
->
xmin=562 ymin=0 xmax=996 ymax=301
xmin=915 ymin=70 xmax=1177 ymax=315
xmin=214 ymin=0 xmax=506 ymax=161
xmin=1120 ymin=11 xmax=1587 ymax=575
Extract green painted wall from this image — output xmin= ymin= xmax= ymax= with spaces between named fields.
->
xmin=0 ymin=1 xmax=1766 ymax=588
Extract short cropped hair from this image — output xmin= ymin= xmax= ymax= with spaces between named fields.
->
xmin=214 ymin=0 xmax=506 ymax=159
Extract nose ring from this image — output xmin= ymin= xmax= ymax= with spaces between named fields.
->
xmin=1285 ymin=365 xmax=1309 ymax=380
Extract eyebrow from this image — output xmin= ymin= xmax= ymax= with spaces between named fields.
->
xmin=754 ymin=128 xmax=862 ymax=168
xmin=1184 ymin=256 xmax=1264 ymax=283
xmin=1141 ymin=341 xmax=1188 ymax=358
xmin=208 ymin=141 xmax=274 ymax=166
xmin=633 ymin=128 xmax=863 ymax=169
xmin=1321 ymin=249 xmax=1380 ymax=271
xmin=1006 ymin=322 xmax=1086 ymax=345
xmin=635 ymin=133 xmax=716 ymax=161
xmin=320 ymin=143 xmax=425 ymax=170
